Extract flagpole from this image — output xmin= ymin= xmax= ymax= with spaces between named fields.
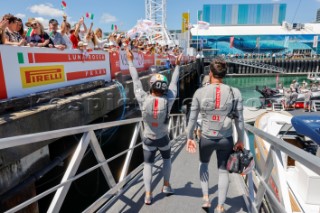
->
xmin=187 ymin=10 xmax=190 ymax=55
xmin=197 ymin=10 xmax=199 ymax=53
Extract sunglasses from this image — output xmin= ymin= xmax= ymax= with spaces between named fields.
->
xmin=31 ymin=23 xmax=38 ymax=27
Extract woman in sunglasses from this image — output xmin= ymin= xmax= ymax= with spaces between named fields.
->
xmin=26 ymin=20 xmax=53 ymax=47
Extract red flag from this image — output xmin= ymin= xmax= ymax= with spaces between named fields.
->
xmin=86 ymin=13 xmax=94 ymax=20
xmin=61 ymin=1 xmax=67 ymax=10
xmin=114 ymin=25 xmax=118 ymax=31
xmin=230 ymin=36 xmax=234 ymax=48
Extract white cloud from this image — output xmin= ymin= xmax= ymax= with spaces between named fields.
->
xmin=28 ymin=3 xmax=64 ymax=18
xmin=100 ymin=13 xmax=117 ymax=24
xmin=272 ymin=0 xmax=281 ymax=2
xmin=15 ymin=13 xmax=26 ymax=19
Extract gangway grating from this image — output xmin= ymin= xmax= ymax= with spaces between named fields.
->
xmin=103 ymin=135 xmax=249 ymax=213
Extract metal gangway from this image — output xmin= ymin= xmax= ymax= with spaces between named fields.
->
xmin=1 ymin=114 xmax=320 ymax=213
xmin=225 ymin=58 xmax=286 ymax=73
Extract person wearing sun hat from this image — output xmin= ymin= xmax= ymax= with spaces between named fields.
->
xmin=24 ymin=17 xmax=36 ymax=38
xmin=25 ymin=17 xmax=36 ymax=28
xmin=26 ymin=19 xmax=53 ymax=47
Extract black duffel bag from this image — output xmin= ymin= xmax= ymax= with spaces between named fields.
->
xmin=226 ymin=148 xmax=255 ymax=175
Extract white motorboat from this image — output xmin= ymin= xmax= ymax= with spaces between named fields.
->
xmin=307 ymin=71 xmax=320 ymax=82
xmin=254 ymin=112 xmax=320 ymax=213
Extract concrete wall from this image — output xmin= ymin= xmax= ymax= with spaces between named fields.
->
xmin=0 ymin=63 xmax=197 ymax=211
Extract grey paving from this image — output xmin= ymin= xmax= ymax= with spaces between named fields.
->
xmin=106 ymin=135 xmax=248 ymax=213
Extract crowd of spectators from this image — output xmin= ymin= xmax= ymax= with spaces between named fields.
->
xmin=0 ymin=13 xmax=182 ymax=56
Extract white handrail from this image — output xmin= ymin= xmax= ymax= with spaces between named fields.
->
xmin=244 ymin=123 xmax=320 ymax=213
xmin=1 ymin=114 xmax=187 ymax=213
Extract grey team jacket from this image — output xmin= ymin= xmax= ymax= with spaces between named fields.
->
xmin=187 ymin=83 xmax=245 ymax=142
xmin=128 ymin=61 xmax=180 ymax=140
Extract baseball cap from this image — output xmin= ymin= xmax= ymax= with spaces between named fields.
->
xmin=49 ymin=19 xmax=59 ymax=25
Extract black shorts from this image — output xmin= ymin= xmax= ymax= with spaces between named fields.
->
xmin=143 ymin=135 xmax=171 ymax=163
xmin=199 ymin=136 xmax=234 ymax=169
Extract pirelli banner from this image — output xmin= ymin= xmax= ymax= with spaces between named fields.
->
xmin=0 ymin=46 xmax=111 ymax=100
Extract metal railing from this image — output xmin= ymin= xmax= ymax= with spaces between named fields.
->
xmin=243 ymin=123 xmax=320 ymax=213
xmin=0 ymin=114 xmax=187 ymax=213
xmin=226 ymin=58 xmax=286 ymax=73
xmin=312 ymin=100 xmax=320 ymax=112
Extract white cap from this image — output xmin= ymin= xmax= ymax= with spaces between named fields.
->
xmin=109 ymin=41 xmax=116 ymax=46
xmin=78 ymin=41 xmax=88 ymax=47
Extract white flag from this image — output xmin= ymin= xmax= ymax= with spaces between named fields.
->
xmin=127 ymin=27 xmax=138 ymax=38
xmin=197 ymin=21 xmax=210 ymax=30
xmin=313 ymin=36 xmax=318 ymax=48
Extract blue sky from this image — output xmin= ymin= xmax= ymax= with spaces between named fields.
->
xmin=1 ymin=0 xmax=320 ymax=32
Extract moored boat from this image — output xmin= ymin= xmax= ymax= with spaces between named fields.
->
xmin=254 ymin=112 xmax=320 ymax=213
xmin=256 ymin=85 xmax=320 ymax=109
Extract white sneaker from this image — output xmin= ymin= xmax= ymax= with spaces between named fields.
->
xmin=162 ymin=185 xmax=174 ymax=195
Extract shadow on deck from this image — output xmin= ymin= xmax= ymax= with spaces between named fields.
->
xmin=106 ymin=135 xmax=248 ymax=213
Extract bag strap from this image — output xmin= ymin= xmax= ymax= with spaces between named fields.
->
xmin=164 ymin=98 xmax=170 ymax=124
xmin=227 ymin=86 xmax=238 ymax=119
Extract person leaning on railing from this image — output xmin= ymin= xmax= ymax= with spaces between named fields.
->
xmin=94 ymin=27 xmax=109 ymax=49
xmin=186 ymin=57 xmax=244 ymax=213
xmin=48 ymin=18 xmax=66 ymax=50
xmin=83 ymin=22 xmax=97 ymax=51
xmin=126 ymin=47 xmax=183 ymax=205
xmin=69 ymin=17 xmax=87 ymax=49
xmin=16 ymin=18 xmax=24 ymax=39
xmin=26 ymin=20 xmax=53 ymax=48
xmin=3 ymin=14 xmax=26 ymax=46
xmin=60 ymin=15 xmax=73 ymax=50
xmin=0 ymin=17 xmax=9 ymax=44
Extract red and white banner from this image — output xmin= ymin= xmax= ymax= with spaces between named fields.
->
xmin=313 ymin=36 xmax=318 ymax=48
xmin=119 ymin=50 xmax=145 ymax=70
xmin=0 ymin=46 xmax=195 ymax=100
xmin=109 ymin=51 xmax=155 ymax=78
xmin=0 ymin=46 xmax=111 ymax=99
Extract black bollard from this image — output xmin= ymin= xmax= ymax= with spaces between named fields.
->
xmin=201 ymin=53 xmax=205 ymax=76
xmin=272 ymin=53 xmax=276 ymax=65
